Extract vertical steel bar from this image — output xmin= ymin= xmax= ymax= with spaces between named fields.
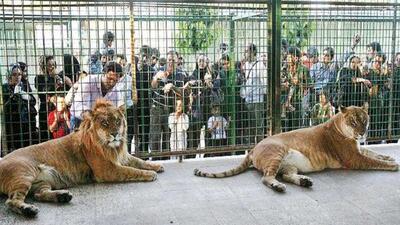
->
xmin=268 ymin=0 xmax=282 ymax=135
xmin=388 ymin=6 xmax=397 ymax=139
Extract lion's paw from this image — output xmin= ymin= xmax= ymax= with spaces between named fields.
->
xmin=392 ymin=163 xmax=399 ymax=171
xmin=299 ymin=177 xmax=313 ymax=188
xmin=149 ymin=171 xmax=158 ymax=181
xmin=156 ymin=165 xmax=165 ymax=173
xmin=20 ymin=204 xmax=39 ymax=218
xmin=56 ymin=191 xmax=73 ymax=203
xmin=271 ymin=182 xmax=286 ymax=193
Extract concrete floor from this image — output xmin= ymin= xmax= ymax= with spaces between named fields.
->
xmin=0 ymin=144 xmax=399 ymax=225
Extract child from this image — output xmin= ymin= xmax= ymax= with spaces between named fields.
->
xmin=48 ymin=95 xmax=71 ymax=139
xmin=207 ymin=105 xmax=229 ymax=148
xmin=311 ymin=92 xmax=334 ymax=126
xmin=168 ymin=100 xmax=189 ymax=160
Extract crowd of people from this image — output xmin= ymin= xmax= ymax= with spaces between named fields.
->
xmin=3 ymin=31 xmax=400 ymax=157
xmin=280 ymin=34 xmax=400 ymax=141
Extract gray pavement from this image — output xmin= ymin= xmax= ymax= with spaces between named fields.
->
xmin=0 ymin=144 xmax=399 ymax=225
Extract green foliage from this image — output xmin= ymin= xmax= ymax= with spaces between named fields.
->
xmin=282 ymin=21 xmax=314 ymax=49
xmin=175 ymin=8 xmax=218 ymax=54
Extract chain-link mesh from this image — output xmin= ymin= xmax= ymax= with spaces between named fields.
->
xmin=0 ymin=1 xmax=399 ymax=159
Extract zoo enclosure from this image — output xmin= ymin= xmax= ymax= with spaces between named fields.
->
xmin=0 ymin=0 xmax=399 ymax=158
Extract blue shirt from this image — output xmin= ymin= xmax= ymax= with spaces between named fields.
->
xmin=310 ymin=62 xmax=337 ymax=90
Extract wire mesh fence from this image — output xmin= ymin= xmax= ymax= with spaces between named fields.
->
xmin=0 ymin=1 xmax=399 ymax=159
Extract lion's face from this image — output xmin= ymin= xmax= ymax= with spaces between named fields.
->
xmin=87 ymin=102 xmax=126 ymax=149
xmin=340 ymin=105 xmax=369 ymax=141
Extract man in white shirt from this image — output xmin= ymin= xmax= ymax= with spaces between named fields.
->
xmin=240 ymin=43 xmax=267 ymax=144
xmin=70 ymin=61 xmax=125 ymax=130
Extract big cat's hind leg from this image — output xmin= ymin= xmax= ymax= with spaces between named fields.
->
xmin=5 ymin=184 xmax=39 ymax=217
xmin=30 ymin=165 xmax=73 ymax=203
xmin=281 ymin=165 xmax=313 ymax=188
xmin=257 ymin=144 xmax=288 ymax=193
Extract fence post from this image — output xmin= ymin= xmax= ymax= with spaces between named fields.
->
xmin=268 ymin=0 xmax=282 ymax=135
xmin=388 ymin=5 xmax=397 ymax=140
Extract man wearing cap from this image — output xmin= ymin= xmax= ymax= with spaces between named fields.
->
xmin=70 ymin=61 xmax=125 ymax=130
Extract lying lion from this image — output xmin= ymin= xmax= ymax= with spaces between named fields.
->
xmin=0 ymin=99 xmax=163 ymax=217
xmin=194 ymin=104 xmax=398 ymax=192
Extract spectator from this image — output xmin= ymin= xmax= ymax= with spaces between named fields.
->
xmin=219 ymin=42 xmax=229 ymax=56
xmin=310 ymin=46 xmax=338 ymax=105
xmin=336 ymin=55 xmax=370 ymax=107
xmin=158 ymin=57 xmax=167 ymax=70
xmin=177 ymin=55 xmax=189 ymax=77
xmin=186 ymin=54 xmax=216 ymax=150
xmin=311 ymin=91 xmax=334 ymax=126
xmin=302 ymin=46 xmax=319 ymax=70
xmin=89 ymin=51 xmax=102 ymax=74
xmin=101 ymin=31 xmax=115 ymax=55
xmin=3 ymin=64 xmax=37 ymax=151
xmin=366 ymin=41 xmax=382 ymax=69
xmin=150 ymin=50 xmax=187 ymax=153
xmin=137 ymin=45 xmax=156 ymax=153
xmin=35 ymin=55 xmax=71 ymax=142
xmin=61 ymin=54 xmax=80 ymax=83
xmin=216 ymin=54 xmax=230 ymax=115
xmin=283 ymin=46 xmax=311 ymax=130
xmin=116 ymin=54 xmax=131 ymax=75
xmin=70 ymin=61 xmax=125 ymax=130
xmin=207 ymin=104 xmax=229 ymax=148
xmin=240 ymin=43 xmax=267 ymax=143
xmin=168 ymin=99 xmax=189 ymax=160
xmin=48 ymin=95 xmax=71 ymax=139
xmin=367 ymin=52 xmax=390 ymax=139
xmin=151 ymin=48 xmax=160 ymax=71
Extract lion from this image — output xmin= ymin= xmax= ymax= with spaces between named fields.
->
xmin=0 ymin=99 xmax=164 ymax=217
xmin=194 ymin=104 xmax=398 ymax=192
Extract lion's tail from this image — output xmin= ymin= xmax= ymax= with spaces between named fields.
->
xmin=193 ymin=154 xmax=252 ymax=178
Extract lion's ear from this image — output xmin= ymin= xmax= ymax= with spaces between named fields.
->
xmin=82 ymin=110 xmax=93 ymax=121
xmin=339 ymin=105 xmax=347 ymax=114
xmin=362 ymin=102 xmax=369 ymax=111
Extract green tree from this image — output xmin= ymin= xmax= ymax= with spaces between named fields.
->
xmin=282 ymin=21 xmax=314 ymax=49
xmin=175 ymin=8 xmax=219 ymax=54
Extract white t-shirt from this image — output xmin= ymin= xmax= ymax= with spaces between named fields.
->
xmin=207 ymin=115 xmax=228 ymax=140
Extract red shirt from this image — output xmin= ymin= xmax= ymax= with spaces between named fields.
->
xmin=47 ymin=110 xmax=70 ymax=139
